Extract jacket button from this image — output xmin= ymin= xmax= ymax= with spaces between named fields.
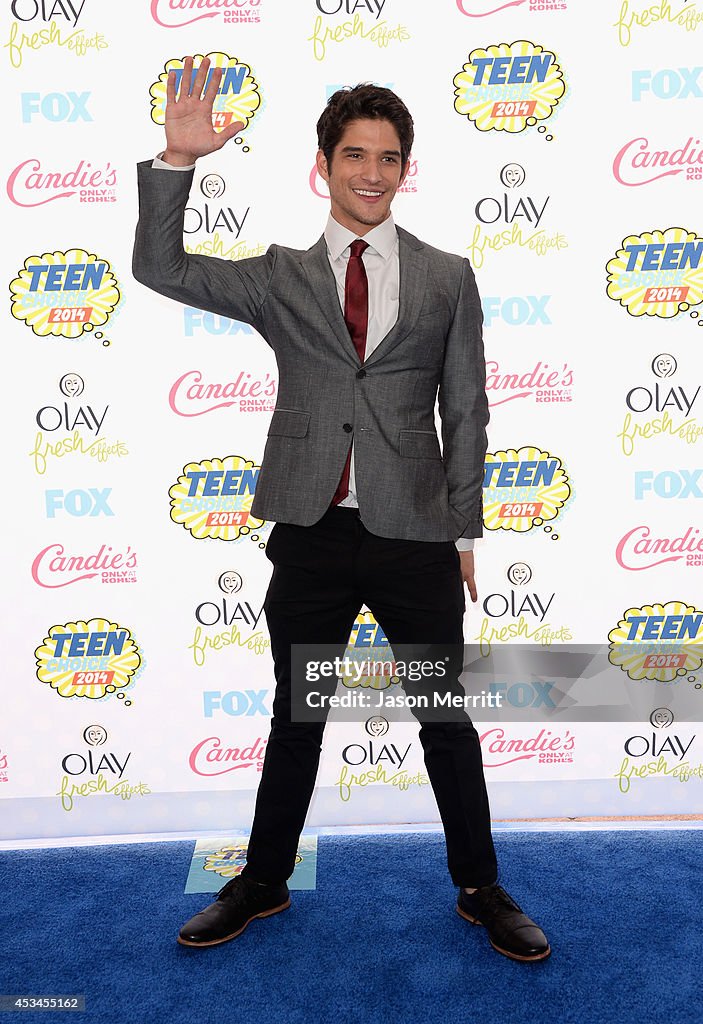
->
xmin=356 ymin=369 xmax=366 ymax=379
xmin=343 ymin=423 xmax=353 ymax=433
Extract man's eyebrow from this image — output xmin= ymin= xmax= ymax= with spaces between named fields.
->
xmin=340 ymin=145 xmax=402 ymax=157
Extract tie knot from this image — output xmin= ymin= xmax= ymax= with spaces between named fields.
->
xmin=349 ymin=239 xmax=368 ymax=259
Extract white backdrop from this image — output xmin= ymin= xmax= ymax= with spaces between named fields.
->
xmin=2 ymin=0 xmax=703 ymax=841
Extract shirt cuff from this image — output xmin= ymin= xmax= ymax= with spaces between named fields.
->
xmin=455 ymin=539 xmax=474 ymax=552
xmin=153 ymin=152 xmax=196 ymax=171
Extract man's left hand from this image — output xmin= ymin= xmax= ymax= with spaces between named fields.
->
xmin=459 ymin=550 xmax=477 ymax=603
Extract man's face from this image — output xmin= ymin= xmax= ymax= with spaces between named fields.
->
xmin=316 ymin=118 xmax=408 ymax=236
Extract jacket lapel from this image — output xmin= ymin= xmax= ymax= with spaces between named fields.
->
xmin=300 ymin=236 xmax=360 ymax=363
xmin=364 ymin=227 xmax=428 ymax=368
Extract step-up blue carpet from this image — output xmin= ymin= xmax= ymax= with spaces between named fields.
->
xmin=1 ymin=831 xmax=701 ymax=1024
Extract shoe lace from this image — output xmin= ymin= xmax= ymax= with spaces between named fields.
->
xmin=479 ymin=885 xmax=523 ymax=917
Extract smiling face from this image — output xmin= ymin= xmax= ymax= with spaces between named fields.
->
xmin=316 ymin=118 xmax=408 ymax=236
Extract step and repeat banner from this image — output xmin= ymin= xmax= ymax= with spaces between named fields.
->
xmin=2 ymin=1 xmax=703 ymax=841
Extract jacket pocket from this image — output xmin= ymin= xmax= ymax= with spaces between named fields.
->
xmin=267 ymin=409 xmax=311 ymax=438
xmin=399 ymin=429 xmax=442 ymax=459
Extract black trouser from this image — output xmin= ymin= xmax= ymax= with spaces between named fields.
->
xmin=241 ymin=507 xmax=498 ymax=888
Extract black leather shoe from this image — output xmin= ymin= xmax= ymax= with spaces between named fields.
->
xmin=177 ymin=874 xmax=290 ymax=947
xmin=457 ymin=884 xmax=551 ymax=961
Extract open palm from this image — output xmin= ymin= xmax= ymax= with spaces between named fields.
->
xmin=164 ymin=56 xmax=244 ymax=165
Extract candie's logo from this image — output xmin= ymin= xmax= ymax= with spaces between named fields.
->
xmin=151 ymin=0 xmax=263 ymax=27
xmin=150 ymin=53 xmax=261 ymax=135
xmin=453 ymin=41 xmax=566 ymax=134
xmin=456 ymin=1 xmax=568 ymax=16
xmin=483 ymin=447 xmax=572 ymax=534
xmin=35 ymin=618 xmax=142 ymax=702
xmin=608 ymin=601 xmax=703 ymax=682
xmin=7 ymin=159 xmax=117 ymax=207
xmin=169 ymin=456 xmax=265 ymax=541
xmin=606 ymin=228 xmax=703 ymax=321
xmin=10 ymin=249 xmax=120 ymax=339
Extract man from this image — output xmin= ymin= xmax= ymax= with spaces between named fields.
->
xmin=133 ymin=57 xmax=550 ymax=962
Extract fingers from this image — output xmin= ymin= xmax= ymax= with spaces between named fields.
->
xmin=217 ymin=120 xmax=245 ymax=146
xmin=191 ymin=55 xmax=210 ymax=99
xmin=466 ymin=576 xmax=478 ymax=603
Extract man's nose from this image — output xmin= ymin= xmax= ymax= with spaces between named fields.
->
xmin=361 ymin=162 xmax=383 ymax=183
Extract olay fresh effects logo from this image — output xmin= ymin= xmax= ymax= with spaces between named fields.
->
xmin=35 ymin=618 xmax=142 ymax=701
xmin=608 ymin=601 xmax=703 ymax=682
xmin=6 ymin=2 xmax=108 ymax=69
xmin=606 ymin=228 xmax=703 ymax=323
xmin=151 ymin=0 xmax=263 ymax=27
xmin=618 ymin=353 xmax=702 ymax=456
xmin=308 ymin=1 xmax=410 ymax=63
xmin=189 ymin=736 xmax=267 ymax=775
xmin=616 ymin=526 xmax=703 ymax=571
xmin=150 ymin=53 xmax=261 ymax=135
xmin=169 ymin=456 xmax=265 ymax=541
xmin=615 ymin=2 xmax=703 ymax=48
xmin=334 ymin=720 xmax=428 ymax=802
xmin=10 ymin=249 xmax=120 ymax=339
xmin=170 ymin=368 xmax=276 ymax=416
xmin=473 ymin=562 xmax=572 ymax=655
xmin=613 ymin=136 xmax=703 ymax=187
xmin=615 ymin=716 xmax=702 ymax=793
xmin=454 ymin=40 xmax=566 ymax=135
xmin=487 ymin=360 xmax=572 ymax=406
xmin=468 ymin=164 xmax=567 ymax=269
xmin=32 ymin=543 xmax=137 ymax=588
xmin=483 ymin=446 xmax=572 ymax=535
xmin=479 ymin=727 xmax=575 ymax=767
xmin=7 ymin=159 xmax=116 ymax=206
xmin=456 ymin=1 xmax=567 ymax=16
xmin=30 ymin=373 xmax=128 ymax=476
xmin=58 ymin=725 xmax=150 ymax=812
xmin=183 ymin=176 xmax=266 ymax=263
xmin=189 ymin=570 xmax=268 ymax=668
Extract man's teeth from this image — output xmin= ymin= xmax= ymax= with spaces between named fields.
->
xmin=354 ymin=189 xmax=382 ymax=196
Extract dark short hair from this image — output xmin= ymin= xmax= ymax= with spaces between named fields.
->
xmin=316 ymin=84 xmax=414 ymax=168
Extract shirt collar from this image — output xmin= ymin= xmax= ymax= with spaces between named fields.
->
xmin=324 ymin=213 xmax=398 ymax=261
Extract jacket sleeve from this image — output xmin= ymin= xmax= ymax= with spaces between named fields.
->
xmin=438 ymin=258 xmax=489 ymax=539
xmin=132 ymin=160 xmax=276 ymax=335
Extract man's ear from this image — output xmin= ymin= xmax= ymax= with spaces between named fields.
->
xmin=316 ymin=148 xmax=330 ymax=183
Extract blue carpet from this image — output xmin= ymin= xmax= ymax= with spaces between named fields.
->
xmin=1 ymin=831 xmax=701 ymax=1024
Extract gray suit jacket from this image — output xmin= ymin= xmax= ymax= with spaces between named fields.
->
xmin=133 ymin=160 xmax=488 ymax=542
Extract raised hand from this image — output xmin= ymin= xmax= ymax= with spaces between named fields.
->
xmin=163 ymin=56 xmax=244 ymax=166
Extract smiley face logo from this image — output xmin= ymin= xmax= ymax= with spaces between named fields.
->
xmin=365 ymin=716 xmax=389 ymax=737
xmin=500 ymin=162 xmax=526 ymax=188
xmin=83 ymin=724 xmax=108 ymax=746
xmin=649 ymin=708 xmax=674 ymax=729
xmin=507 ymin=562 xmax=532 ymax=586
xmin=651 ymin=353 xmax=677 ymax=378
xmin=59 ymin=372 xmax=85 ymax=397
xmin=218 ymin=570 xmax=243 ymax=594
xmin=200 ymin=174 xmax=226 ymax=200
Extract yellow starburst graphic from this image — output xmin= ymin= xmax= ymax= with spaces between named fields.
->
xmin=483 ymin=446 xmax=571 ymax=533
xmin=170 ymin=455 xmax=265 ymax=541
xmin=150 ymin=52 xmax=261 ymax=133
xmin=454 ymin=40 xmax=565 ymax=133
xmin=606 ymin=228 xmax=703 ymax=319
xmin=10 ymin=249 xmax=120 ymax=338
xmin=608 ymin=601 xmax=703 ymax=682
xmin=35 ymin=618 xmax=141 ymax=699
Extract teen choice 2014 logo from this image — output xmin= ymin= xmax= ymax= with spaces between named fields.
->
xmin=35 ymin=618 xmax=142 ymax=702
xmin=150 ymin=52 xmax=261 ymax=134
xmin=169 ymin=455 xmax=266 ymax=541
xmin=606 ymin=228 xmax=703 ymax=321
xmin=483 ymin=446 xmax=572 ymax=534
xmin=608 ymin=601 xmax=703 ymax=682
xmin=453 ymin=40 xmax=566 ymax=134
xmin=10 ymin=249 xmax=120 ymax=339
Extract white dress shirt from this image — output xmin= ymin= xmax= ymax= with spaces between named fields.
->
xmin=152 ymin=154 xmax=474 ymax=551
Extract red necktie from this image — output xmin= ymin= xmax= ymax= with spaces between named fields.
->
xmin=331 ymin=239 xmax=368 ymax=505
